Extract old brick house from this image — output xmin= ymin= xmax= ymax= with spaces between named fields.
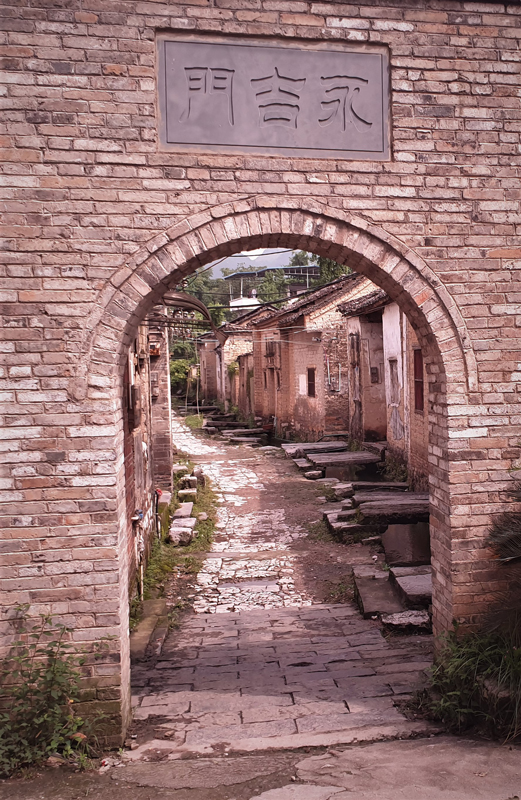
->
xmin=198 ymin=305 xmax=275 ymax=407
xmin=253 ymin=274 xmax=378 ymax=439
xmin=123 ymin=315 xmax=172 ymax=605
xmin=339 ymin=289 xmax=429 ymax=486
xmin=2 ymin=0 xmax=521 ymax=740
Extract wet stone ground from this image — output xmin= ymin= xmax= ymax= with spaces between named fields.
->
xmin=128 ymin=418 xmax=435 ymax=759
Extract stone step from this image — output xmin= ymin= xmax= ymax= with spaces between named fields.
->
xmin=358 ymin=495 xmax=429 ymax=524
xmin=281 ymin=441 xmax=348 ymax=459
xmin=227 ymin=436 xmax=263 ymax=445
xmin=352 ymin=481 xmax=409 ymax=491
xmin=305 ymin=470 xmax=323 ymax=480
xmin=381 ymin=610 xmax=432 ymax=633
xmin=180 ymin=475 xmax=198 ymax=489
xmin=173 ymin=502 xmax=193 ymax=518
xmin=292 ymin=458 xmax=312 ymax=470
xmin=178 ymin=488 xmax=198 ymax=501
xmin=362 ymin=441 xmax=388 ymax=456
xmin=308 ymin=451 xmax=382 ymax=468
xmin=170 ymin=517 xmax=197 ymax=530
xmin=353 ymin=490 xmax=412 ymax=506
xmin=352 ymin=567 xmax=405 ymax=619
xmin=329 ymin=521 xmax=370 ymax=539
xmin=172 ymin=464 xmax=189 ymax=477
xmin=333 ymin=482 xmax=355 ymax=499
xmin=390 ymin=566 xmax=432 ymax=609
xmin=208 ymin=421 xmax=244 ymax=428
xmin=336 ymin=508 xmax=358 ymax=522
xmin=221 ymin=428 xmax=264 ymax=436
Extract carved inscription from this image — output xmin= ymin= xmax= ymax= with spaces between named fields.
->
xmin=180 ymin=67 xmax=235 ymax=125
xmin=159 ymin=40 xmax=389 ymax=159
xmin=251 ymin=68 xmax=306 ymax=129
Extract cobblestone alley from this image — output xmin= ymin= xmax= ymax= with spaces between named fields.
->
xmin=128 ymin=418 xmax=435 ymax=759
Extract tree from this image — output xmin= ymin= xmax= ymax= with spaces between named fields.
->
xmin=288 ymin=250 xmax=310 ymax=267
xmin=257 ymin=269 xmax=288 ymax=303
xmin=311 ymin=256 xmax=352 ymax=286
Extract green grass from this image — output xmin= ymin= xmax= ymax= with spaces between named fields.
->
xmin=326 ymin=578 xmax=353 ymax=603
xmin=416 ymin=626 xmax=521 ymax=741
xmin=130 ymin=476 xmax=218 ymax=627
xmin=184 ymin=414 xmax=204 ymax=430
xmin=307 ymin=519 xmax=333 ymax=542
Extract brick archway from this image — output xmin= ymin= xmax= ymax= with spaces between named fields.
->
xmin=75 ymin=198 xmax=482 ymax=733
xmin=82 ymin=198 xmax=477 ymax=396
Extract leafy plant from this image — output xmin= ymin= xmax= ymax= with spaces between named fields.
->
xmin=423 ymin=626 xmax=521 ymax=741
xmin=0 ymin=609 xmax=90 ymax=776
xmin=378 ymin=451 xmax=408 ymax=483
xmin=170 ymin=358 xmax=192 ymax=392
xmin=184 ymin=414 xmax=204 ymax=430
xmin=487 ymin=511 xmax=521 ymax=564
xmin=227 ymin=361 xmax=239 ymax=379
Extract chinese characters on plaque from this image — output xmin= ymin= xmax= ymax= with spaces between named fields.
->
xmin=159 ymin=40 xmax=389 ymax=159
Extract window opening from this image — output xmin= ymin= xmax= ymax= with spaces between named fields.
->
xmin=349 ymin=332 xmax=360 ymax=368
xmin=414 ymin=349 xmax=424 ymax=412
xmin=307 ymin=367 xmax=316 ymax=398
xmin=389 ymin=359 xmax=399 ymax=405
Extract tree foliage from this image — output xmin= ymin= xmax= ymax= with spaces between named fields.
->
xmin=257 ymin=269 xmax=288 ymax=303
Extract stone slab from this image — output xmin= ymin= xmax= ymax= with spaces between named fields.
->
xmin=353 ymin=575 xmax=404 ymax=618
xmin=391 ymin=567 xmax=432 ymax=608
xmin=222 ymin=428 xmax=264 ymax=436
xmin=309 ymin=452 xmax=381 ymax=467
xmin=353 ymin=491 xmax=412 ymax=505
xmin=249 ymin=786 xmax=344 ymax=800
xmin=353 ymin=481 xmax=409 ymax=490
xmin=293 ymin=458 xmax=313 ymax=469
xmin=170 ymin=517 xmax=197 ymax=529
xmin=381 ymin=610 xmax=431 ymax=632
xmin=178 ymin=488 xmax=198 ymax=500
xmin=359 ymin=495 xmax=429 ymax=522
xmin=282 ymin=441 xmax=348 ymax=458
xmin=173 ymin=502 xmax=193 ymax=518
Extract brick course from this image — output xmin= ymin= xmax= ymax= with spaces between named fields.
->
xmin=1 ymin=0 xmax=521 ymax=740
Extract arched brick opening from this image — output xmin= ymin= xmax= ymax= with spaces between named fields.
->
xmin=81 ymin=198 xmax=480 ymax=732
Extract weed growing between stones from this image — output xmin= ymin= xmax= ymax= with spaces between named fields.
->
xmin=137 ymin=478 xmax=218 ymax=620
xmin=0 ymin=609 xmax=92 ymax=777
xmin=307 ymin=520 xmax=333 ymax=542
xmin=184 ymin=414 xmax=204 ymax=430
xmin=414 ymin=486 xmax=521 ymax=741
xmin=326 ymin=578 xmax=353 ymax=603
xmin=415 ymin=626 xmax=521 ymax=741
xmin=378 ymin=451 xmax=408 ymax=483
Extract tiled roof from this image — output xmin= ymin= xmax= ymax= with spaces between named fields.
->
xmin=253 ymin=273 xmax=365 ymax=328
xmin=337 ymin=288 xmax=390 ymax=317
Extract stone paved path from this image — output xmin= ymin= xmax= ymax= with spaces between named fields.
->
xmin=129 ymin=418 xmax=435 ymax=760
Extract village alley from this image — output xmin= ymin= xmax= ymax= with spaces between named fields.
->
xmin=128 ymin=417 xmax=435 ymax=758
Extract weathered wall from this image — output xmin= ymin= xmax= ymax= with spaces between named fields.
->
xmin=360 ymin=316 xmax=387 ymax=441
xmin=406 ymin=320 xmax=430 ymax=487
xmin=198 ymin=339 xmax=219 ymax=400
xmin=222 ymin=333 xmax=253 ymax=406
xmin=1 ymin=0 xmax=521 ymax=738
xmin=237 ymin=352 xmax=254 ymax=419
xmin=150 ymin=323 xmax=173 ymax=490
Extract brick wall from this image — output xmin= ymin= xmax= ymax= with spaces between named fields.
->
xmin=1 ymin=0 xmax=521 ymax=739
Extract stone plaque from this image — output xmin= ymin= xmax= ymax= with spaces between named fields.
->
xmin=158 ymin=39 xmax=389 ymax=160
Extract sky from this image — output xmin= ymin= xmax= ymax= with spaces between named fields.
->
xmin=208 ymin=247 xmax=294 ymax=277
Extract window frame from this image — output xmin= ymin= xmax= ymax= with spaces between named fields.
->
xmin=413 ymin=348 xmax=424 ymax=413
xmin=307 ymin=367 xmax=316 ymax=398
